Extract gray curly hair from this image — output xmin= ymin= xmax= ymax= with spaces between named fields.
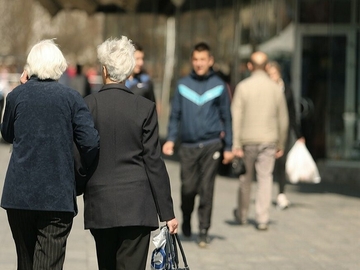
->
xmin=97 ymin=36 xmax=136 ymax=83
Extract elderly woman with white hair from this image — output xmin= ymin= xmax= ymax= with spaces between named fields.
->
xmin=82 ymin=36 xmax=178 ymax=270
xmin=1 ymin=39 xmax=100 ymax=269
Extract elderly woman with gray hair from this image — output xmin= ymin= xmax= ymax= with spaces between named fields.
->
xmin=83 ymin=36 xmax=178 ymax=270
xmin=1 ymin=39 xmax=100 ymax=269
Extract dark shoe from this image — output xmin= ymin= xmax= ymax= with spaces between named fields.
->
xmin=182 ymin=219 xmax=191 ymax=237
xmin=198 ymin=229 xmax=209 ymax=248
xmin=233 ymin=209 xmax=248 ymax=225
xmin=257 ymin=223 xmax=268 ymax=231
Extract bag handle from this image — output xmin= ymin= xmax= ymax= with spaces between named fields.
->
xmin=173 ymin=234 xmax=189 ymax=269
xmin=164 ymin=226 xmax=190 ymax=269
xmin=165 ymin=228 xmax=178 ymax=268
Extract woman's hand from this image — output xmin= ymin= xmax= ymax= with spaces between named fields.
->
xmin=166 ymin=218 xmax=178 ymax=234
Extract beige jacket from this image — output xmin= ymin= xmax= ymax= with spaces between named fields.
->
xmin=231 ymin=70 xmax=289 ymax=150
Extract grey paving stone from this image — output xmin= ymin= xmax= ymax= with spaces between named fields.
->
xmin=0 ymin=142 xmax=359 ymax=270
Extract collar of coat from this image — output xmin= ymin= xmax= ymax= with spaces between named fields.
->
xmin=99 ymin=83 xmax=133 ymax=95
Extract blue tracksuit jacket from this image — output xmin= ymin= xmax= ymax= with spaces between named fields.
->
xmin=167 ymin=69 xmax=232 ymax=151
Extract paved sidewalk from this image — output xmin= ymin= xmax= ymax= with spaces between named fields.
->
xmin=0 ymin=141 xmax=360 ymax=269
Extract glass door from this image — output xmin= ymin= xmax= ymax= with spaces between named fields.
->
xmin=292 ymin=25 xmax=356 ymax=160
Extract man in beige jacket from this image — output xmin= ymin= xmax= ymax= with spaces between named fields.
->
xmin=231 ymin=51 xmax=288 ymax=230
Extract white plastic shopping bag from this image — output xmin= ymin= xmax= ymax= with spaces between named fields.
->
xmin=285 ymin=141 xmax=321 ymax=184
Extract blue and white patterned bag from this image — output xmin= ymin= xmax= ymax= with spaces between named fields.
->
xmin=150 ymin=226 xmax=190 ymax=270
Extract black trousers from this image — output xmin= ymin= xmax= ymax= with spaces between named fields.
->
xmin=7 ymin=209 xmax=73 ymax=270
xmin=179 ymin=141 xmax=223 ymax=231
xmin=274 ymin=131 xmax=293 ymax=194
xmin=90 ymin=226 xmax=152 ymax=270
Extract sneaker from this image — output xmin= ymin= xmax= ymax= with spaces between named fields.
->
xmin=233 ymin=209 xmax=248 ymax=225
xmin=257 ymin=223 xmax=268 ymax=231
xmin=182 ymin=219 xmax=191 ymax=237
xmin=277 ymin=193 xmax=290 ymax=210
xmin=198 ymin=229 xmax=209 ymax=248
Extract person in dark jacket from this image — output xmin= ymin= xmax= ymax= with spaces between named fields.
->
xmin=125 ymin=42 xmax=156 ymax=102
xmin=162 ymin=42 xmax=233 ymax=247
xmin=1 ymin=39 xmax=100 ymax=270
xmin=267 ymin=61 xmax=305 ymax=210
xmin=83 ymin=36 xmax=178 ymax=270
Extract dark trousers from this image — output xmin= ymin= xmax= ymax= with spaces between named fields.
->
xmin=7 ymin=209 xmax=73 ymax=270
xmin=274 ymin=132 xmax=292 ymax=194
xmin=179 ymin=141 xmax=223 ymax=231
xmin=90 ymin=226 xmax=152 ymax=270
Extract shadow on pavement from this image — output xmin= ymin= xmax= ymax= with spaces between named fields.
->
xmin=291 ymin=181 xmax=360 ymax=198
xmin=177 ymin=232 xmax=226 ymax=245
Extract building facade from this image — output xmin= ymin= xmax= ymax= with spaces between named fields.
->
xmin=104 ymin=0 xmax=360 ymax=186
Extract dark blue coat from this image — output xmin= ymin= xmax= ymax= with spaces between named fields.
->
xmin=1 ymin=76 xmax=99 ymax=215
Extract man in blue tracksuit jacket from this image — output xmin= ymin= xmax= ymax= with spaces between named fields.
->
xmin=163 ymin=42 xmax=233 ymax=247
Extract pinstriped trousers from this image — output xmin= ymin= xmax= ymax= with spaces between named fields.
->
xmin=236 ymin=144 xmax=276 ymax=224
xmin=7 ymin=209 xmax=73 ymax=270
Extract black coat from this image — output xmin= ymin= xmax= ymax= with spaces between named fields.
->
xmin=284 ymin=84 xmax=303 ymax=139
xmin=1 ymin=76 xmax=99 ymax=215
xmin=83 ymin=83 xmax=175 ymax=230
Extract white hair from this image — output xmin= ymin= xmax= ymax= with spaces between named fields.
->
xmin=97 ymin=36 xmax=135 ymax=83
xmin=25 ymin=39 xmax=67 ymax=80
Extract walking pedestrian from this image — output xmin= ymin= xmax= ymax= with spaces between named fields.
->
xmin=1 ymin=39 xmax=100 ymax=269
xmin=82 ymin=36 xmax=178 ymax=270
xmin=162 ymin=42 xmax=233 ymax=247
xmin=266 ymin=61 xmax=305 ymax=210
xmin=231 ymin=51 xmax=288 ymax=230
xmin=125 ymin=42 xmax=156 ymax=102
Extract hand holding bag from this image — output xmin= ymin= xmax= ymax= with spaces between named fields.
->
xmin=231 ymin=156 xmax=246 ymax=177
xmin=151 ymin=226 xmax=190 ymax=270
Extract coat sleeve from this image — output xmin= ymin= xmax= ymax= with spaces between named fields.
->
xmin=142 ymin=103 xmax=175 ymax=222
xmin=219 ymin=82 xmax=233 ymax=151
xmin=72 ymin=94 xmax=100 ymax=174
xmin=285 ymin=85 xmax=303 ymax=139
xmin=1 ymin=92 xmax=16 ymax=143
xmin=166 ymin=85 xmax=181 ymax=142
xmin=277 ymin=90 xmax=289 ymax=150
xmin=231 ymin=83 xmax=243 ymax=149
